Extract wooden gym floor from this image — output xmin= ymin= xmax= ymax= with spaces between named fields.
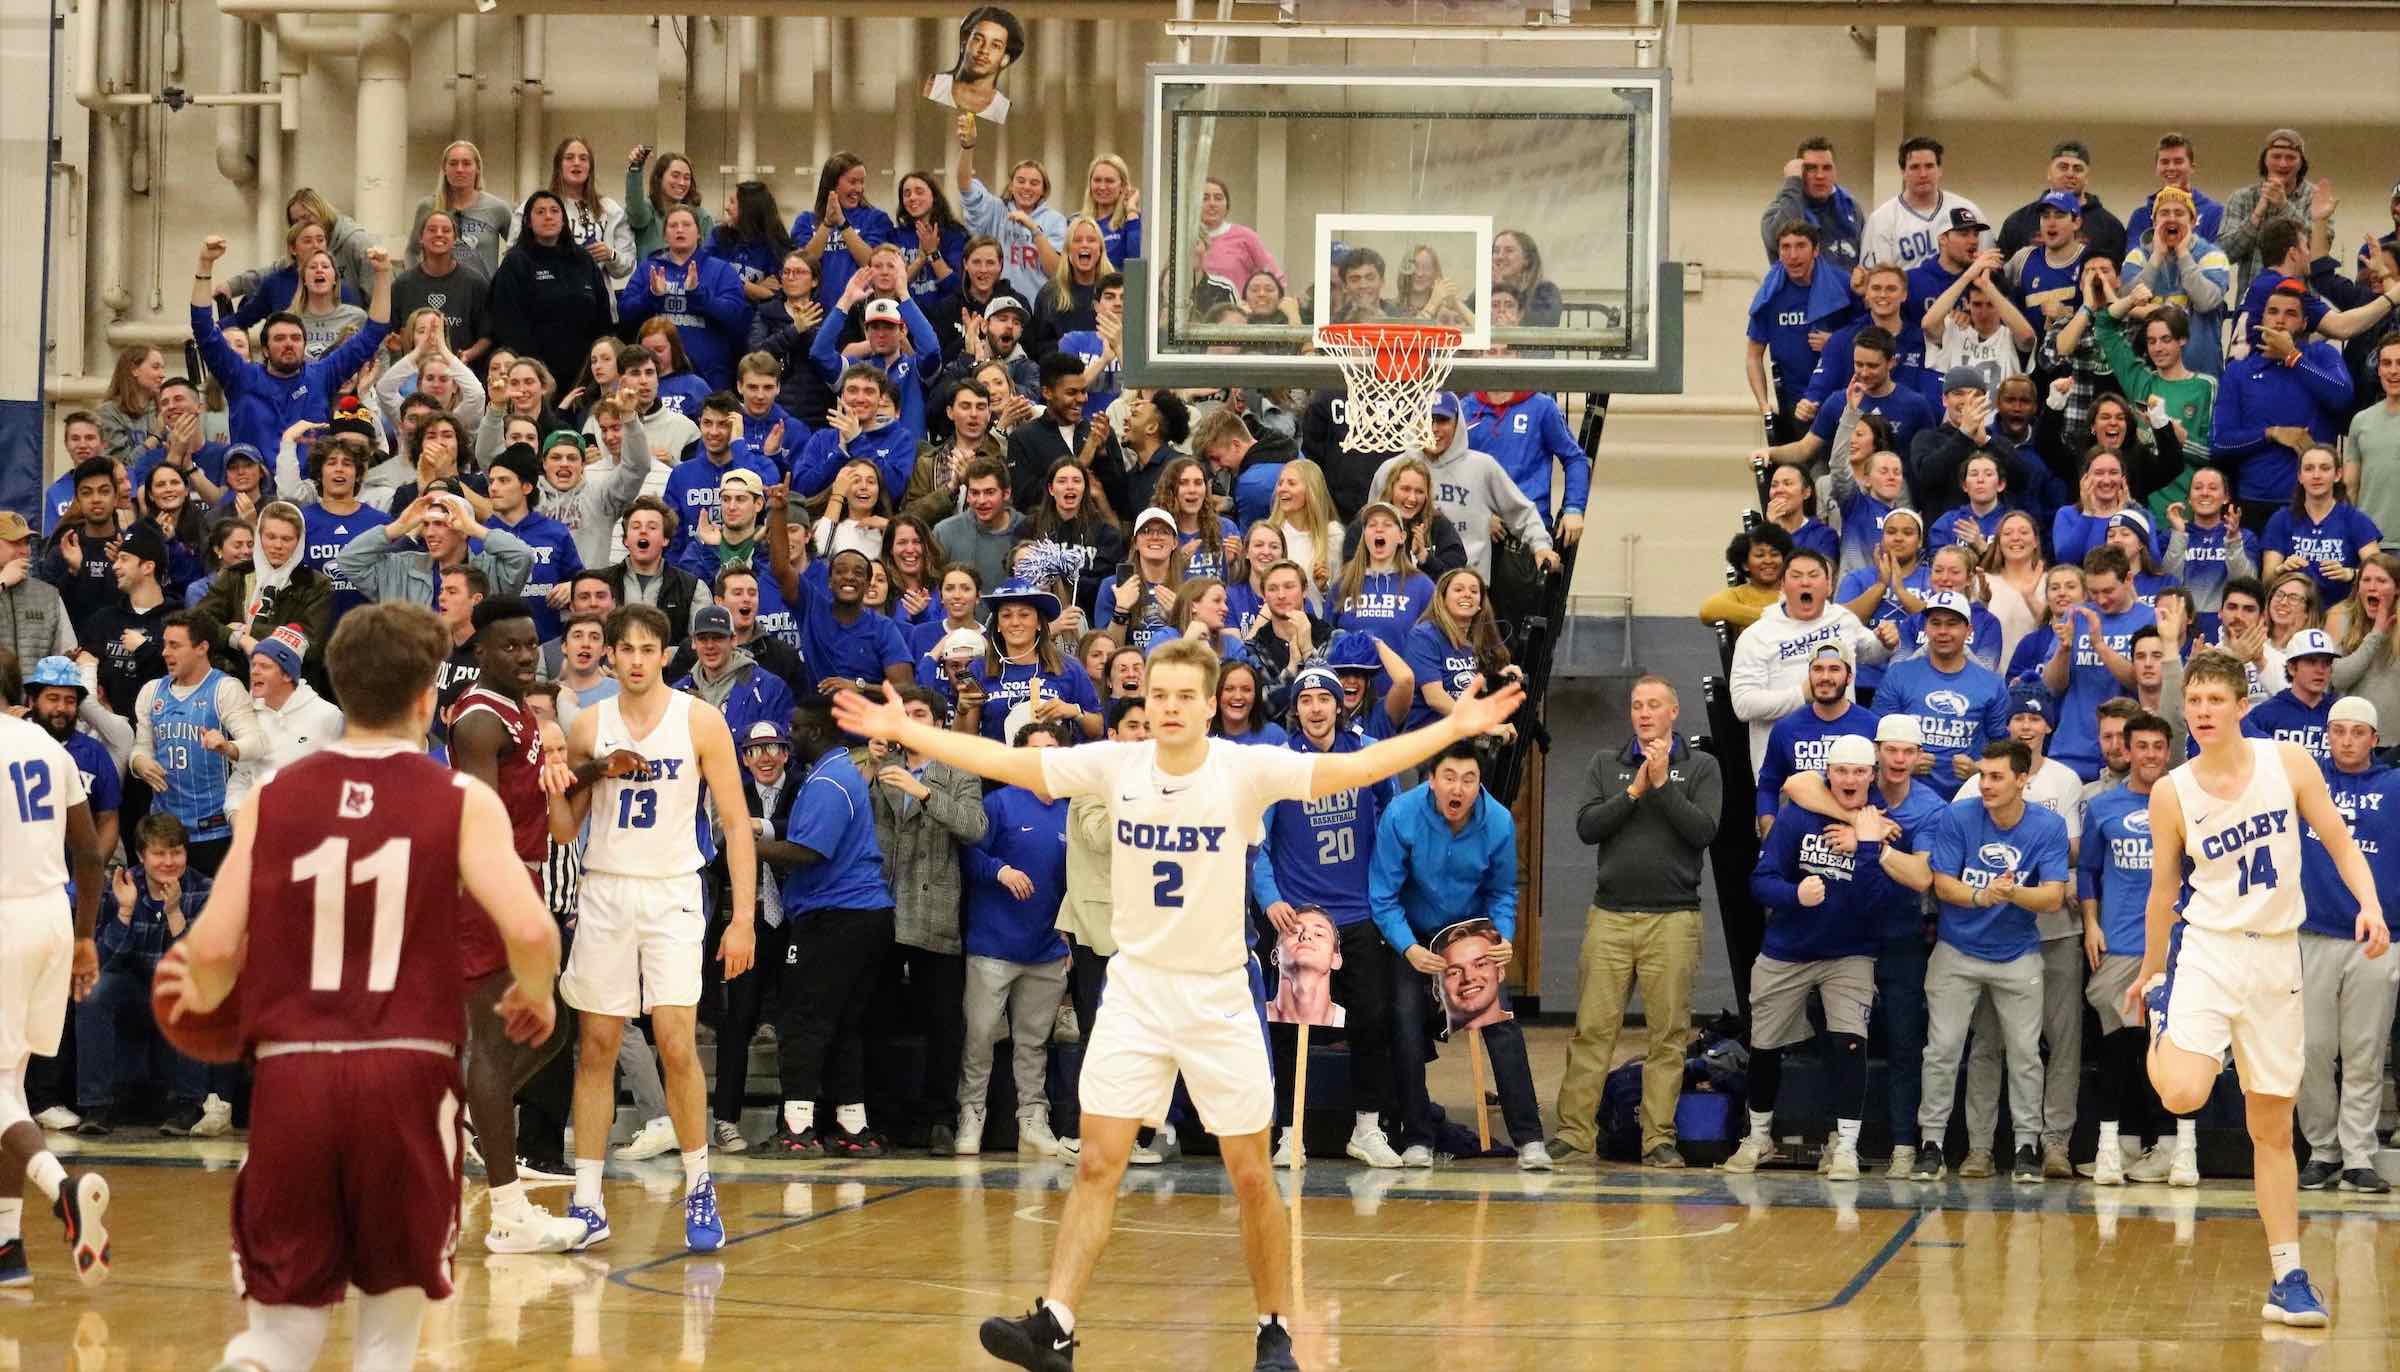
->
xmin=10 ymin=1029 xmax=2400 ymax=1370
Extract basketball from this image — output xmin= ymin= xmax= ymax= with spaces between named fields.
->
xmin=150 ymin=944 xmax=245 ymax=1065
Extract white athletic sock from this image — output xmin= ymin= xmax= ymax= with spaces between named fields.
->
xmin=2269 ymin=1242 xmax=2302 ymax=1282
xmin=573 ymin=1160 xmax=605 ymax=1212
xmin=2098 ymin=1122 xmax=2120 ymax=1153
xmin=681 ymin=1148 xmax=708 ymax=1193
xmin=1747 ymin=1109 xmax=1774 ymax=1145
xmin=25 ymin=1154 xmax=64 ymax=1203
xmin=2176 ymin=1118 xmax=2198 ymax=1147
xmin=835 ymin=1103 xmax=867 ymax=1134
xmin=1835 ymin=1119 xmax=1861 ymax=1151
xmin=1044 ymin=1299 xmax=1075 ymax=1334
xmin=1259 ymin=1312 xmax=1287 ymax=1331
xmin=490 ymin=1180 xmax=530 ymax=1219
xmin=1355 ymin=1111 xmax=1379 ymax=1133
xmin=1155 ymin=1123 xmax=1177 ymax=1148
xmin=0 ymin=1197 xmax=21 ymax=1243
xmin=783 ymin=1100 xmax=814 ymax=1134
xmin=2014 ymin=1132 xmax=2037 ymax=1153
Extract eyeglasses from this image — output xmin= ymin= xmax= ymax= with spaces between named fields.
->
xmin=2271 ymin=589 xmax=2310 ymax=604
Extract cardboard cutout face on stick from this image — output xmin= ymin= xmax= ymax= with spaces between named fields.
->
xmin=1431 ymin=917 xmax=1511 ymax=1036
xmin=1264 ymin=906 xmax=1346 ymax=1027
xmin=924 ymin=6 xmax=1024 ymax=125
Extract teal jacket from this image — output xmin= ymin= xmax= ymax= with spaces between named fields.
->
xmin=1367 ymin=782 xmax=1517 ymax=955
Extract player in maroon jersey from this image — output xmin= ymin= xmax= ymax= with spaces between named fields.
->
xmin=446 ymin=597 xmax=589 ymax=1254
xmin=158 ymin=602 xmax=561 ymax=1372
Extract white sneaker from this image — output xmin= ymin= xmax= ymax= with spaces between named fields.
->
xmin=1051 ymin=1002 xmax=1081 ymax=1045
xmin=1345 ymin=1120 xmax=1403 ymax=1169
xmin=464 ymin=1131 xmax=486 ymax=1175
xmin=1885 ymin=1145 xmax=1917 ymax=1180
xmin=192 ymin=1094 xmax=234 ymax=1138
xmin=2126 ymin=1144 xmax=2174 ymax=1184
xmin=485 ymin=1205 xmax=591 ymax=1254
xmin=1722 ymin=1137 xmax=1771 ymax=1174
xmin=955 ymin=1106 xmax=985 ymax=1157
xmin=1273 ymin=1129 xmax=1300 ymax=1168
xmin=614 ymin=1116 xmax=677 ymax=1161
xmin=1127 ymin=1139 xmax=1163 ymax=1166
xmin=2169 ymin=1143 xmax=2201 ymax=1188
xmin=1017 ymin=1108 xmax=1063 ymax=1159
xmin=1825 ymin=1143 xmax=1861 ymax=1182
xmin=711 ymin=1119 xmax=748 ymax=1154
xmin=34 ymin=1105 xmax=81 ymax=1132
xmin=2093 ymin=1142 xmax=2126 ymax=1186
xmin=1399 ymin=1144 xmax=1435 ymax=1168
xmin=1518 ymin=1141 xmax=1554 ymax=1172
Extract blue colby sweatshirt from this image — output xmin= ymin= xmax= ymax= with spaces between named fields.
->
xmin=2077 ymin=784 xmax=2156 ymax=956
xmin=809 ymin=297 xmax=943 ymax=444
xmin=1753 ymin=703 xmax=1878 ymax=818
xmin=190 ymin=305 xmax=390 ymax=456
xmin=1366 ymin=784 xmax=1518 ymax=955
xmin=1873 ymin=654 xmax=2011 ymax=800
xmin=790 ymin=205 xmax=898 ymax=311
xmin=789 ymin=416 xmax=918 ymax=506
xmin=2241 ymin=687 xmax=2332 ymax=762
xmin=1928 ymin=795 xmax=2072 ymax=962
xmin=2211 ymin=342 xmax=2356 ymax=502
xmin=1750 ymin=803 xmax=1894 ymax=961
xmin=2299 ymin=759 xmax=2400 ymax=940
xmin=662 ymin=441 xmax=781 ymax=563
xmin=961 ymin=784 xmax=1072 ymax=963
xmin=1464 ymin=392 xmax=1589 ymax=525
xmin=618 ymin=251 xmax=755 ymax=390
xmin=1250 ymin=730 xmax=1395 ymax=928
xmin=491 ymin=508 xmax=585 ymax=641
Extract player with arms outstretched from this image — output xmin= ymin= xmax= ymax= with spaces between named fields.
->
xmin=0 ymin=652 xmax=113 ymax=1290
xmin=2126 ymin=647 xmax=2390 ymax=1328
xmin=447 ymin=597 xmax=589 ymax=1253
xmin=833 ymin=637 xmax=1524 ymax=1372
xmin=547 ymin=604 xmax=756 ymax=1253
xmin=158 ymin=603 xmax=562 ymax=1372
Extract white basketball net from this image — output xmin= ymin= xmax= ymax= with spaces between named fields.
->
xmin=1315 ymin=323 xmax=1463 ymax=454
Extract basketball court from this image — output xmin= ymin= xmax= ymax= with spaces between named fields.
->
xmin=11 ymin=1027 xmax=2400 ymax=1371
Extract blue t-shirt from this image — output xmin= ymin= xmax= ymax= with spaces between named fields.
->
xmin=1252 ymin=730 xmax=1393 ymax=928
xmin=2077 ymin=784 xmax=2157 ymax=956
xmin=2053 ymin=600 xmax=2156 ymax=780
xmin=491 ymin=509 xmax=584 ymax=642
xmin=2299 ymin=760 xmax=2400 ymax=940
xmin=1880 ymin=778 xmax=1950 ymax=943
xmin=2262 ymin=503 xmax=2381 ymax=605
xmin=1926 ymin=503 xmax=2010 ymax=553
xmin=2241 ymin=687 xmax=2332 ymax=762
xmin=61 ymin=729 xmax=123 ymax=818
xmin=1808 ymin=383 xmax=1938 ymax=461
xmin=1929 ymin=794 xmax=2072 ymax=962
xmin=662 ymin=444 xmax=781 ymax=562
xmin=655 ymin=372 xmax=713 ymax=420
xmin=954 ymin=658 xmax=1101 ymax=743
xmin=1331 ymin=570 xmax=1435 ymax=652
xmin=1833 ymin=561 xmax=1929 ymax=691
xmin=1751 ymin=803 xmax=1896 ymax=962
xmin=1893 ymin=599 xmax=2004 ymax=673
xmin=1176 ymin=516 xmax=1242 ymax=583
xmin=1400 ymin=620 xmax=1479 ymax=733
xmin=1903 ymin=258 xmax=1968 ymax=325
xmin=1056 ymin=329 xmax=1121 ymax=421
xmin=301 ymin=501 xmax=394 ymax=625
xmin=1874 ymin=654 xmax=2010 ymax=800
xmin=1749 ymin=276 xmax=1830 ymax=410
xmin=1753 ymin=703 xmax=1878 ymax=819
xmin=794 ymin=562 xmax=912 ymax=692
xmin=780 ymin=747 xmax=893 ymax=915
xmin=960 ymin=785 xmax=1071 ymax=963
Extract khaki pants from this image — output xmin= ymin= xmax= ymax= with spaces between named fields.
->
xmin=1554 ymin=907 xmax=1701 ymax=1154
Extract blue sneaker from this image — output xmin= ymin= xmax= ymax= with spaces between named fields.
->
xmin=684 ymin=1176 xmax=725 ymax=1252
xmin=2263 ymin=1270 xmax=2330 ymax=1327
xmin=0 ymin=1237 xmax=28 ymax=1288
xmin=565 ymin=1203 xmax=610 ymax=1252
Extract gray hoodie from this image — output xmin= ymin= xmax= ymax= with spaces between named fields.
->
xmin=544 ymin=413 xmax=658 ymax=569
xmin=1369 ymin=423 xmax=1550 ymax=581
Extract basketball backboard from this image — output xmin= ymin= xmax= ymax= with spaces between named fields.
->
xmin=1124 ymin=64 xmax=1679 ymax=393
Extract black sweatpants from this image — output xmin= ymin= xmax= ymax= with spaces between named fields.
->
xmin=776 ymin=906 xmax=893 ymax=1107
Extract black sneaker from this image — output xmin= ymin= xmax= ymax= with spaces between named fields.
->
xmin=54 ymin=1171 xmax=111 ymax=1287
xmin=928 ymin=1123 xmax=958 ymax=1156
xmin=72 ymin=1112 xmax=111 ymax=1138
xmin=158 ymin=1103 xmax=204 ymax=1136
xmin=826 ymin=1125 xmax=887 ymax=1159
xmin=0 ymin=1236 xmax=28 ymax=1289
xmin=2011 ymin=1145 xmax=2041 ymax=1182
xmin=1255 ymin=1319 xmax=1302 ymax=1371
xmin=979 ymin=1300 xmax=1076 ymax=1371
xmin=2298 ymin=1159 xmax=2342 ymax=1191
xmin=769 ymin=1124 xmax=824 ymax=1157
xmin=2341 ymin=1168 xmax=2392 ymax=1194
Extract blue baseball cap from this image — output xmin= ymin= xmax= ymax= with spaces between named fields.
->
xmin=741 ymin=719 xmax=790 ymax=751
xmin=2008 ymin=686 xmax=2053 ymax=723
xmin=1428 ymin=392 xmax=1463 ymax=421
xmin=25 ymin=655 xmax=83 ymax=695
xmin=2039 ymin=190 xmax=2083 ymax=217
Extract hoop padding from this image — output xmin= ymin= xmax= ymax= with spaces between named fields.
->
xmin=1315 ymin=322 xmax=1463 ymax=454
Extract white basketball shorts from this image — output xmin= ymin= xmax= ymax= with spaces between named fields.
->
xmin=561 ymin=872 xmax=705 ymax=1015
xmin=2163 ymin=924 xmax=2305 ymax=1099
xmin=0 ymin=896 xmax=73 ymax=1062
xmin=1078 ymin=955 xmax=1273 ymax=1138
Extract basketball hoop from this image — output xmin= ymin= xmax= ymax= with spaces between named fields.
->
xmin=1314 ymin=321 xmax=1463 ymax=454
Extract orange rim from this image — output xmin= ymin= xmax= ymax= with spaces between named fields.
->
xmin=1316 ymin=322 xmax=1463 ymax=377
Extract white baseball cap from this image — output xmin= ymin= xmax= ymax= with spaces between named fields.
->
xmin=2287 ymin=627 xmax=2338 ymax=660
xmin=1874 ymin=715 xmax=1924 ymax=746
xmin=861 ymin=298 xmax=904 ymax=326
xmin=1825 ymin=734 xmax=1877 ymax=768
xmin=2330 ymin=696 xmax=2379 ymax=730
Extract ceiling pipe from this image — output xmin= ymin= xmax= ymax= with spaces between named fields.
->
xmin=215 ymin=14 xmax=260 ymax=185
xmin=257 ymin=23 xmax=286 ymax=258
xmin=452 ymin=14 xmax=478 ymax=142
xmin=733 ymin=16 xmax=761 ymax=175
xmin=273 ymin=12 xmax=364 ymax=56
xmin=353 ymin=14 xmax=411 ymax=241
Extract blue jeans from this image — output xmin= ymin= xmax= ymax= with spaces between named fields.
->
xmin=1875 ymin=934 xmax=1930 ymax=1143
xmin=76 ymin=965 xmax=206 ymax=1112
